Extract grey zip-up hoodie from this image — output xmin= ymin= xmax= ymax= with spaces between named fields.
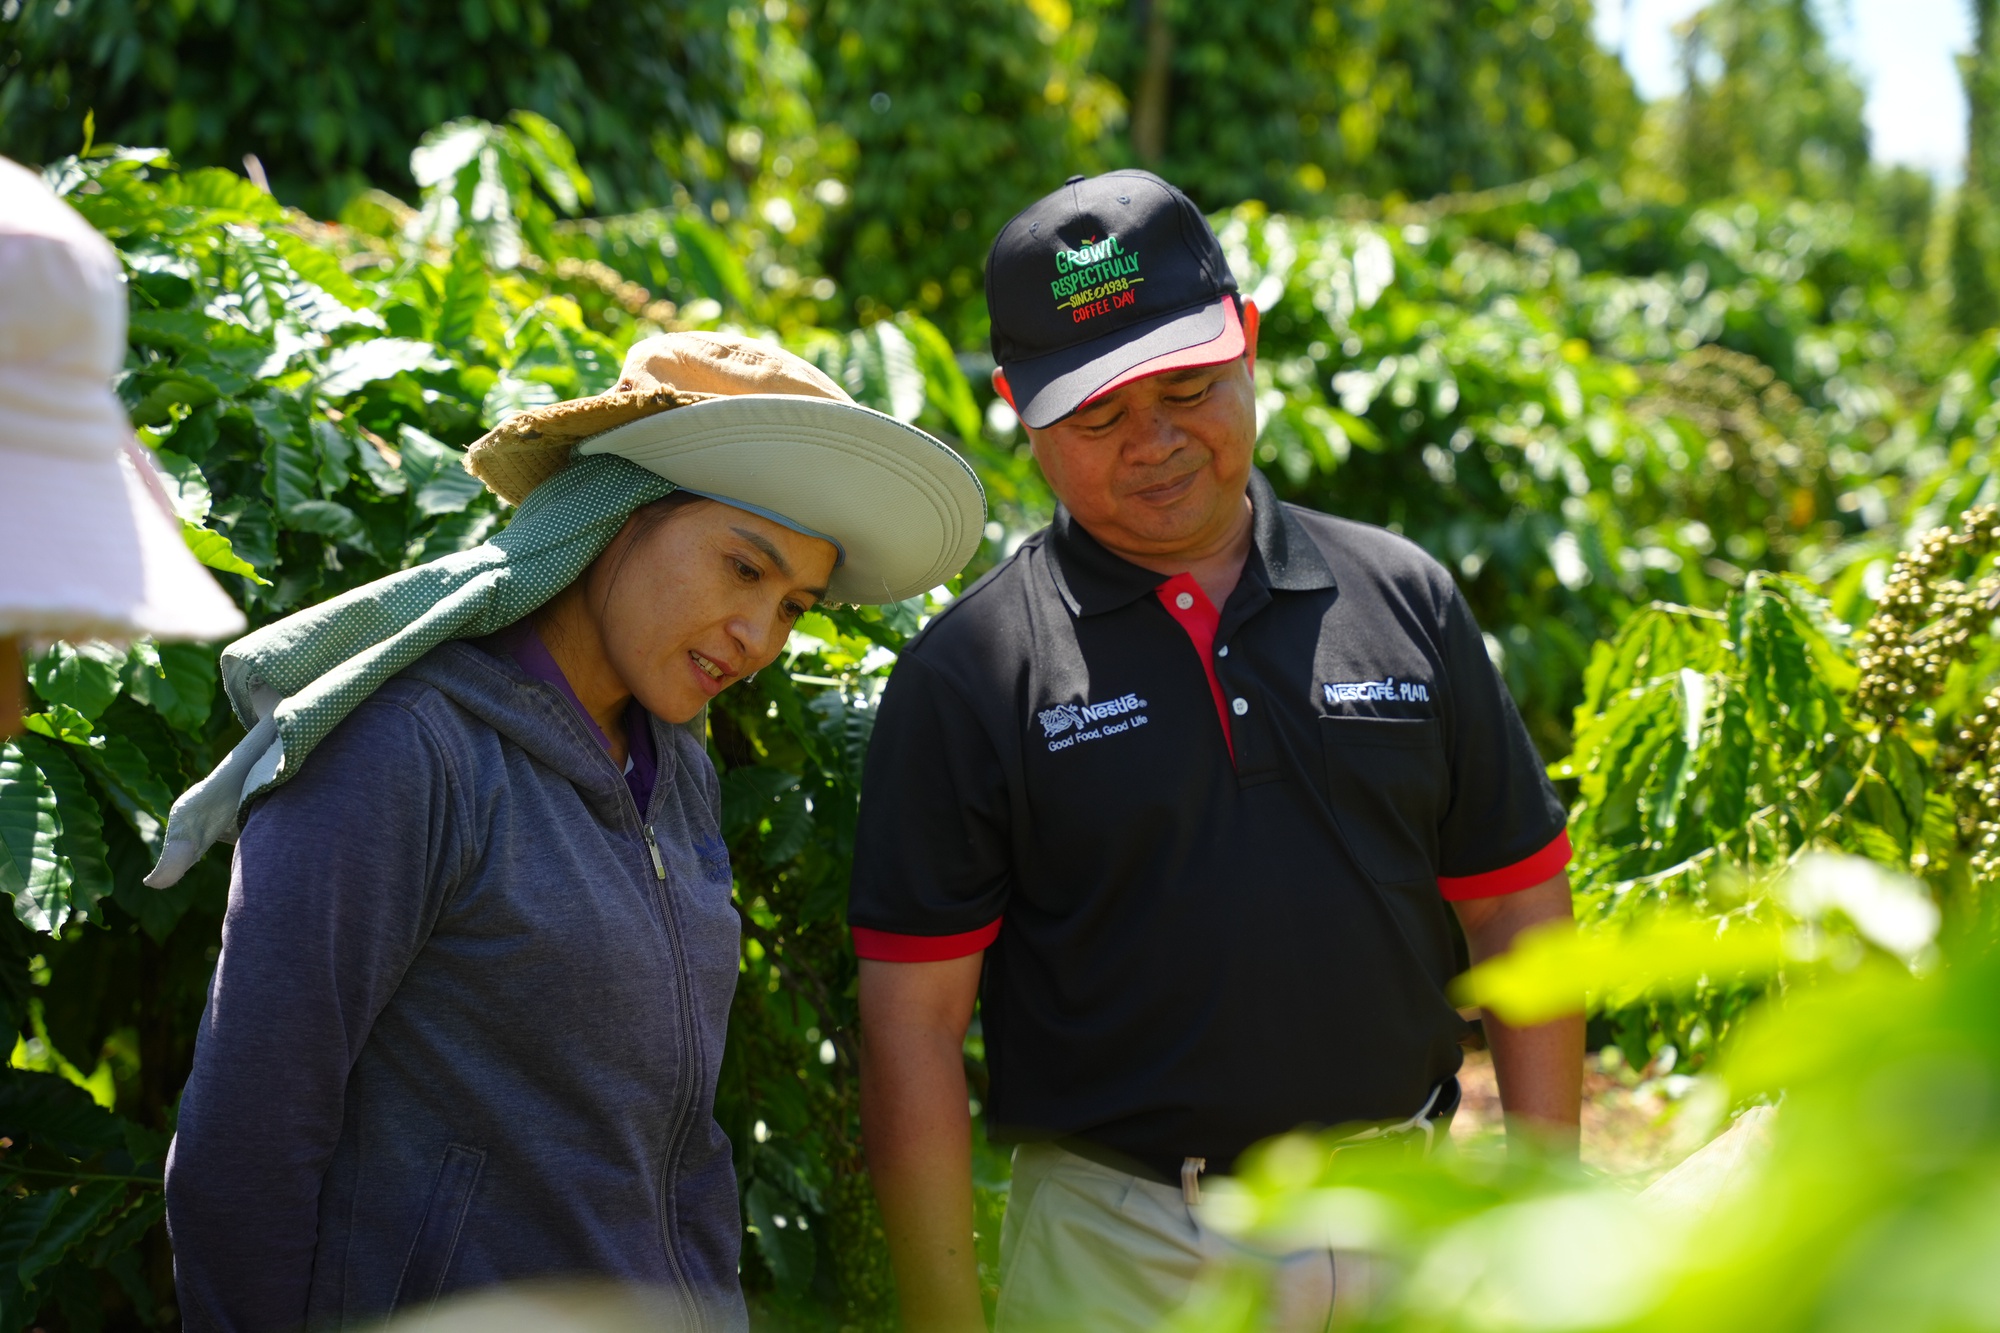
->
xmin=165 ymin=640 xmax=747 ymax=1331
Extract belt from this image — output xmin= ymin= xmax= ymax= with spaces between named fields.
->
xmin=1056 ymin=1076 xmax=1462 ymax=1204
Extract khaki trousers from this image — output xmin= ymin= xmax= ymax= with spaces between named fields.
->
xmin=994 ymin=1143 xmax=1377 ymax=1333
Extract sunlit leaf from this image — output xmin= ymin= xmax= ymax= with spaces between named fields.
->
xmin=26 ymin=644 xmax=126 ymax=724
xmin=181 ymin=521 xmax=268 ymax=583
xmin=316 ymin=337 xmax=443 ymax=398
xmin=1456 ymin=912 xmax=1787 ymax=1026
xmin=0 ymin=744 xmax=70 ymax=933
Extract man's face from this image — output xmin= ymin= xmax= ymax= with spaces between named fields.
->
xmin=1022 ymin=350 xmax=1258 ymax=561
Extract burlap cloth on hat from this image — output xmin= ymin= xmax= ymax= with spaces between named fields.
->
xmin=467 ymin=330 xmax=848 ymax=505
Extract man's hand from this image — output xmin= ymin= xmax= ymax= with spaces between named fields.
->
xmin=1452 ymin=872 xmax=1584 ymax=1154
xmin=858 ymin=953 xmax=988 ymax=1332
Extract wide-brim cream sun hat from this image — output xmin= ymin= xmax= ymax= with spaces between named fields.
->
xmin=467 ymin=330 xmax=985 ymax=605
xmin=0 ymin=156 xmax=246 ymax=643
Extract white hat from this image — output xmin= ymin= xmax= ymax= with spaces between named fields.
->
xmin=466 ymin=331 xmax=985 ymax=605
xmin=0 ymin=156 xmax=246 ymax=643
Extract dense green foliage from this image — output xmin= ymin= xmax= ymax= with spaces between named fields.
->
xmin=0 ymin=0 xmax=753 ymax=214
xmin=1091 ymin=0 xmax=1639 ymax=209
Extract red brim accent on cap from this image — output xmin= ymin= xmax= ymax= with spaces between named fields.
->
xmin=1072 ymin=296 xmax=1246 ymax=416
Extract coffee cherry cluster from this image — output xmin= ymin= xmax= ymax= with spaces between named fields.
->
xmin=1854 ymin=505 xmax=2000 ymax=723
xmin=1960 ymin=687 xmax=2000 ymax=882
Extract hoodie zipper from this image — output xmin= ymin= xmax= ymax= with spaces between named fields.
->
xmin=618 ymin=778 xmax=707 ymax=1330
xmin=536 ymin=676 xmax=707 ymax=1328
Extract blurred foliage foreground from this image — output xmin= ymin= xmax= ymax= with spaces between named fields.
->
xmin=2 ymin=118 xmax=2000 ymax=1330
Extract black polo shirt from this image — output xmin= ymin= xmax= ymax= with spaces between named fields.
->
xmin=848 ymin=469 xmax=1568 ymax=1179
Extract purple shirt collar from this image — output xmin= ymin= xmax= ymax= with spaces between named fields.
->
xmin=491 ymin=621 xmax=657 ymax=813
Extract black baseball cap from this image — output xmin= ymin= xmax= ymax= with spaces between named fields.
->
xmin=985 ymin=169 xmax=1243 ymax=428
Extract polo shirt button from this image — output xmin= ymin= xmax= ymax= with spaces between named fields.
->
xmin=1175 ymin=592 xmax=1194 ymax=610
xmin=1231 ymin=697 xmax=1248 ymax=716
xmin=1217 ymin=644 xmax=1229 ymax=657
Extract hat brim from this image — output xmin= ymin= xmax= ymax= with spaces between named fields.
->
xmin=576 ymin=395 xmax=986 ymax=604
xmin=0 ymin=440 xmax=247 ymax=642
xmin=1003 ymin=295 xmax=1245 ymax=429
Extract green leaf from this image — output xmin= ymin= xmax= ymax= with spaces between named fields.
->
xmin=410 ymin=120 xmax=492 ymax=190
xmin=0 ymin=744 xmax=70 ymax=933
xmin=839 ymin=321 xmax=927 ymax=422
xmin=0 ymin=1068 xmax=133 ymax=1161
xmin=147 ymin=447 xmax=212 ymax=523
xmin=26 ymin=644 xmax=126 ymax=724
xmin=287 ymin=499 xmax=374 ymax=551
xmin=1456 ymin=912 xmax=1788 ymax=1026
xmin=232 ymin=228 xmax=295 ymax=332
xmin=400 ymin=426 xmax=484 ymax=515
xmin=480 ymin=374 xmax=559 ymax=428
xmin=311 ymin=417 xmax=356 ymax=495
xmin=269 ymin=229 xmax=370 ymax=309
xmin=69 ymin=736 xmax=173 ymax=852
xmin=15 ymin=1182 xmax=124 ymax=1296
xmin=0 ymin=1190 xmax=67 ymax=1318
xmin=669 ymin=214 xmax=754 ymax=310
xmin=507 ymin=111 xmax=593 ymax=213
xmin=1708 ymin=689 xmax=1752 ymax=834
xmin=181 ymin=520 xmax=268 ymax=583
xmin=122 ymin=643 xmax=218 ymax=734
xmin=744 ymin=1179 xmax=816 ymax=1296
xmin=1848 ymin=819 xmax=1907 ymax=868
xmin=351 ymin=428 xmax=408 ymax=496
xmin=721 ymin=767 xmax=802 ymax=844
xmin=174 ymin=166 xmax=281 ymax=220
xmin=316 ymin=338 xmax=442 ymax=398
xmin=761 ymin=786 xmax=814 ymax=866
xmin=434 ymin=234 xmax=490 ymax=348
xmin=254 ymin=398 xmax=316 ymax=513
xmin=21 ymin=708 xmax=94 ymax=747
xmin=1878 ymin=734 xmax=1927 ymax=829
xmin=896 ymin=312 xmax=983 ymax=443
xmin=20 ymin=742 xmax=112 ymax=920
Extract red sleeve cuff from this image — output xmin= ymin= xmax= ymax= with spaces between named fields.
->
xmin=1437 ymin=829 xmax=1572 ymax=901
xmin=851 ymin=919 xmax=1002 ymax=961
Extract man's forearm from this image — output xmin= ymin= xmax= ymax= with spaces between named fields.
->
xmin=1482 ymin=1003 xmax=1584 ymax=1149
xmin=857 ymin=953 xmax=988 ymax=1332
xmin=860 ymin=1025 xmax=985 ymax=1331
xmin=1455 ymin=872 xmax=1584 ymax=1151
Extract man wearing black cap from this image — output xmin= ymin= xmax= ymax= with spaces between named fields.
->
xmin=849 ymin=171 xmax=1583 ymax=1330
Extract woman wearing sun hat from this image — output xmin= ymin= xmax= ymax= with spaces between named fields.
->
xmin=159 ymin=331 xmax=984 ymax=1332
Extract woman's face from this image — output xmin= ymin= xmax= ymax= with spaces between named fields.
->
xmin=589 ymin=498 xmax=839 ymax=724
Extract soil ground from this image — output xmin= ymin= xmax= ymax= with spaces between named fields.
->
xmin=1450 ymin=1048 xmax=1694 ymax=1185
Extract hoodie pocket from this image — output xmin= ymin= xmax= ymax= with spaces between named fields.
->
xmin=1320 ymin=715 xmax=1447 ymax=888
xmin=391 ymin=1143 xmax=486 ymax=1315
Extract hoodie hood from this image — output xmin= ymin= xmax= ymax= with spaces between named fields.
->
xmin=401 ymin=638 xmax=693 ymax=826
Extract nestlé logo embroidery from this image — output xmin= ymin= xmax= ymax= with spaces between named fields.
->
xmin=1037 ymin=691 xmax=1150 ymax=750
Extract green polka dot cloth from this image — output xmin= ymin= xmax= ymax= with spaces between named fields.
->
xmin=146 ymin=455 xmax=674 ymax=887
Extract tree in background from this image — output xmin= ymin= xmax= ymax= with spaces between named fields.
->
xmin=0 ymin=0 xmax=753 ymax=214
xmin=1671 ymin=0 xmax=1870 ymax=202
xmin=1952 ymin=0 xmax=2000 ymax=332
xmin=1087 ymin=0 xmax=1641 ymax=211
xmin=802 ymin=0 xmax=1123 ymax=344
